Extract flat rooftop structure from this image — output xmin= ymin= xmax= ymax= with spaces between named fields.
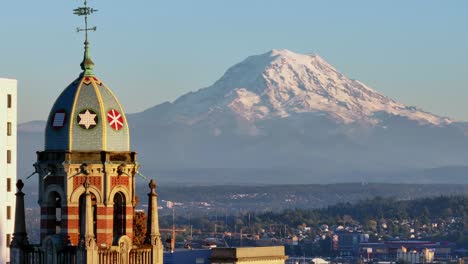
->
xmin=211 ymin=246 xmax=287 ymax=264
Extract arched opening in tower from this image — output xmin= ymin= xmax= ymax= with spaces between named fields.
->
xmin=113 ymin=192 xmax=126 ymax=240
xmin=47 ymin=191 xmax=62 ymax=234
xmin=79 ymin=192 xmax=97 ymax=238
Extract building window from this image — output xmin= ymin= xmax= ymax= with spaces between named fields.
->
xmin=113 ymin=192 xmax=126 ymax=239
xmin=7 ymin=122 xmax=12 ymax=136
xmin=7 ymin=178 xmax=11 ymax=192
xmin=7 ymin=206 xmax=11 ymax=220
xmin=48 ymin=191 xmax=62 ymax=234
xmin=7 ymin=94 xmax=12 ymax=108
xmin=6 ymin=234 xmax=11 ymax=247
xmin=7 ymin=150 xmax=11 ymax=163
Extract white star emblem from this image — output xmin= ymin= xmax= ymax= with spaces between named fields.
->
xmin=78 ymin=109 xmax=97 ymax=129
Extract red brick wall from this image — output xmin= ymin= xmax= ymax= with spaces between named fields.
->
xmin=73 ymin=176 xmax=102 ymax=189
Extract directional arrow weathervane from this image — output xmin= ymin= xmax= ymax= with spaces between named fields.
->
xmin=74 ymin=0 xmax=98 ymax=42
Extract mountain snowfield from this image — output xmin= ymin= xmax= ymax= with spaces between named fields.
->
xmin=168 ymin=49 xmax=451 ymax=126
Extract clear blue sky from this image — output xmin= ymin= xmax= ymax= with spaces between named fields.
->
xmin=1 ymin=0 xmax=467 ymax=123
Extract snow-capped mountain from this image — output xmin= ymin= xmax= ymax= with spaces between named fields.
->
xmin=127 ymin=49 xmax=468 ymax=179
xmin=160 ymin=49 xmax=450 ymax=126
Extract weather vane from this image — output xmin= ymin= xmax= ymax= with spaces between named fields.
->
xmin=74 ymin=0 xmax=98 ymax=43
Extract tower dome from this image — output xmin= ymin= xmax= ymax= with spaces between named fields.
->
xmin=45 ymin=42 xmax=130 ymax=151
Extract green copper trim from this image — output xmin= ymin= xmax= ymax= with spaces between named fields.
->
xmin=80 ymin=41 xmax=95 ymax=76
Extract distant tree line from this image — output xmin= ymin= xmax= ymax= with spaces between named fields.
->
xmin=155 ymin=195 xmax=468 ymax=247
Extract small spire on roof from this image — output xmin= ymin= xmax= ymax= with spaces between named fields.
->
xmin=80 ymin=41 xmax=95 ymax=76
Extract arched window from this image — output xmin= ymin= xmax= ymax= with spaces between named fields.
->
xmin=48 ymin=191 xmax=62 ymax=234
xmin=79 ymin=192 xmax=97 ymax=239
xmin=113 ymin=192 xmax=126 ymax=239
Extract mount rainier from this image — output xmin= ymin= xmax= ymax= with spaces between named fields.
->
xmin=19 ymin=49 xmax=468 ymax=184
xmin=152 ymin=49 xmax=451 ymax=127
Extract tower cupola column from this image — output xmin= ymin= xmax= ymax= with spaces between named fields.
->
xmin=146 ymin=179 xmax=160 ymax=244
xmin=11 ymin=180 xmax=29 ymax=246
xmin=84 ymin=180 xmax=95 ymax=243
xmin=146 ymin=179 xmax=163 ymax=264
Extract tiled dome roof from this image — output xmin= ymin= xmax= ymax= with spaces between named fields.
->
xmin=45 ymin=43 xmax=129 ymax=151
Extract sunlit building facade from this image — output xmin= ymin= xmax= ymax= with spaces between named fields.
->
xmin=0 ymin=78 xmax=17 ymax=264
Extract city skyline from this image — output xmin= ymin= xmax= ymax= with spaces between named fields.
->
xmin=1 ymin=0 xmax=467 ymax=123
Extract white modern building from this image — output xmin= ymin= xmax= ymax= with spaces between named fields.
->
xmin=0 ymin=78 xmax=17 ymax=264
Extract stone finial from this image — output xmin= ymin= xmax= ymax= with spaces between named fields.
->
xmin=149 ymin=179 xmax=157 ymax=190
xmin=16 ymin=180 xmax=24 ymax=191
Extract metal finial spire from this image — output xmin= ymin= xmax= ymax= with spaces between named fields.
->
xmin=74 ymin=0 xmax=98 ymax=76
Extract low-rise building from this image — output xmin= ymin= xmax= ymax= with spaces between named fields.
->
xmin=358 ymin=241 xmax=455 ymax=261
